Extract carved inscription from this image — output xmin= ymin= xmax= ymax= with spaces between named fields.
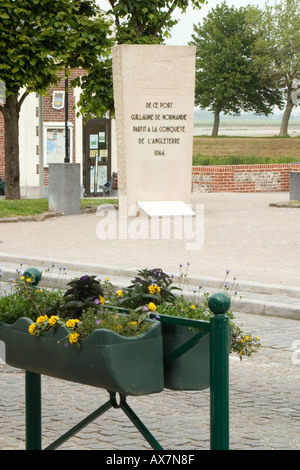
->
xmin=131 ymin=102 xmax=188 ymax=156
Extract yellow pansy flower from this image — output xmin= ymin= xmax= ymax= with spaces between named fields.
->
xmin=66 ymin=319 xmax=80 ymax=329
xmin=28 ymin=323 xmax=36 ymax=335
xmin=36 ymin=315 xmax=48 ymax=325
xmin=148 ymin=302 xmax=156 ymax=311
xmin=69 ymin=333 xmax=80 ymax=344
xmin=148 ymin=285 xmax=161 ymax=294
xmin=48 ymin=316 xmax=59 ymax=326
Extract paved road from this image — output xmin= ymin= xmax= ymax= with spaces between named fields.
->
xmin=0 ymin=192 xmax=300 ymax=288
xmin=0 ymin=192 xmax=299 ymax=450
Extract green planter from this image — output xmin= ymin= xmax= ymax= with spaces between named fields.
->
xmin=0 ymin=318 xmax=164 ymax=396
xmin=162 ymin=322 xmax=210 ymax=391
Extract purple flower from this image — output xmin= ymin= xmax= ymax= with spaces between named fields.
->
xmin=94 ymin=299 xmax=100 ymax=305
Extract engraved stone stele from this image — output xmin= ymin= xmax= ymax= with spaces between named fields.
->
xmin=112 ymin=45 xmax=196 ymax=216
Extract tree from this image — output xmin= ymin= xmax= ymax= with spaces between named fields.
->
xmin=74 ymin=0 xmax=206 ymax=118
xmin=0 ymin=0 xmax=112 ymax=199
xmin=0 ymin=0 xmax=206 ymax=198
xmin=246 ymin=0 xmax=300 ymax=136
xmin=189 ymin=2 xmax=283 ymax=136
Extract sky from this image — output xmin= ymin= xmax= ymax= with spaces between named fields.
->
xmin=98 ymin=0 xmax=277 ymax=46
xmin=165 ymin=0 xmax=277 ymax=45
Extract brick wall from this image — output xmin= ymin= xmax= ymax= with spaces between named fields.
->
xmin=40 ymin=68 xmax=86 ymax=165
xmin=0 ymin=68 xmax=86 ymax=185
xmin=192 ymin=164 xmax=300 ymax=193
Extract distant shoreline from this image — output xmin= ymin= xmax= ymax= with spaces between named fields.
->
xmin=194 ymin=121 xmax=300 ymax=137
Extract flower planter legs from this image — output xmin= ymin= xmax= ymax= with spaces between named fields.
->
xmin=209 ymin=305 xmax=230 ymax=450
xmin=25 ymin=373 xmax=163 ymax=451
xmin=3 ymin=293 xmax=230 ymax=450
xmin=25 ymin=372 xmax=41 ymax=451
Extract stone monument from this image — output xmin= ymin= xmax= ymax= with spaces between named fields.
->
xmin=112 ymin=44 xmax=196 ymax=216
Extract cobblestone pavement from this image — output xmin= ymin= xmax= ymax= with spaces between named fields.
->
xmin=0 ymin=193 xmax=299 ymax=451
xmin=0 ymin=312 xmax=299 ymax=451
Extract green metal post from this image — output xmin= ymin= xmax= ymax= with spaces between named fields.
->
xmin=208 ymin=293 xmax=230 ymax=450
xmin=25 ymin=371 xmax=42 ymax=450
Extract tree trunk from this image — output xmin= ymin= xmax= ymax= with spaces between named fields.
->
xmin=279 ymin=85 xmax=294 ymax=136
xmin=3 ymin=94 xmax=21 ymax=199
xmin=212 ymin=104 xmax=222 ymax=136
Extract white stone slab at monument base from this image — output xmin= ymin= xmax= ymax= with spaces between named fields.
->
xmin=138 ymin=201 xmax=195 ymax=217
xmin=112 ymin=44 xmax=196 ymax=216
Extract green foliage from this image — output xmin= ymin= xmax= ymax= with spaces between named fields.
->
xmin=59 ymin=275 xmax=104 ymax=319
xmin=119 ymin=268 xmax=180 ymax=309
xmin=0 ymin=0 xmax=112 ymax=96
xmin=247 ymin=0 xmax=300 ymax=89
xmin=156 ymin=296 xmax=212 ymax=322
xmin=246 ymin=0 xmax=300 ymax=134
xmin=77 ymin=307 xmax=152 ymax=338
xmin=189 ymin=2 xmax=283 ymax=134
xmin=0 ymin=0 xmax=110 ymax=95
xmin=72 ymin=59 xmax=115 ymax=119
xmin=0 ymin=265 xmax=262 ymax=357
xmin=0 ymin=199 xmax=48 ymax=218
xmin=109 ymin=0 xmax=206 ymax=42
xmin=156 ymin=296 xmax=261 ymax=360
xmin=192 ymin=154 xmax=300 ymax=166
xmin=0 ymin=0 xmax=113 ymax=198
xmin=0 ymin=280 xmax=63 ymax=324
xmin=74 ymin=0 xmax=207 ymax=118
xmin=0 ymin=198 xmax=118 ymax=218
xmin=230 ymin=324 xmax=261 ymax=360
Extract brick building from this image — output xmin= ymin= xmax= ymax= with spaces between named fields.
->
xmin=0 ymin=68 xmax=117 ymax=197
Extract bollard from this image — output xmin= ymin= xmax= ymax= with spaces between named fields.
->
xmin=208 ymin=293 xmax=230 ymax=450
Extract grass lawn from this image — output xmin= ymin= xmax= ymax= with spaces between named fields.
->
xmin=0 ymin=198 xmax=118 ymax=218
xmin=0 ymin=137 xmax=299 ymax=216
xmin=193 ymin=136 xmax=300 ymax=165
